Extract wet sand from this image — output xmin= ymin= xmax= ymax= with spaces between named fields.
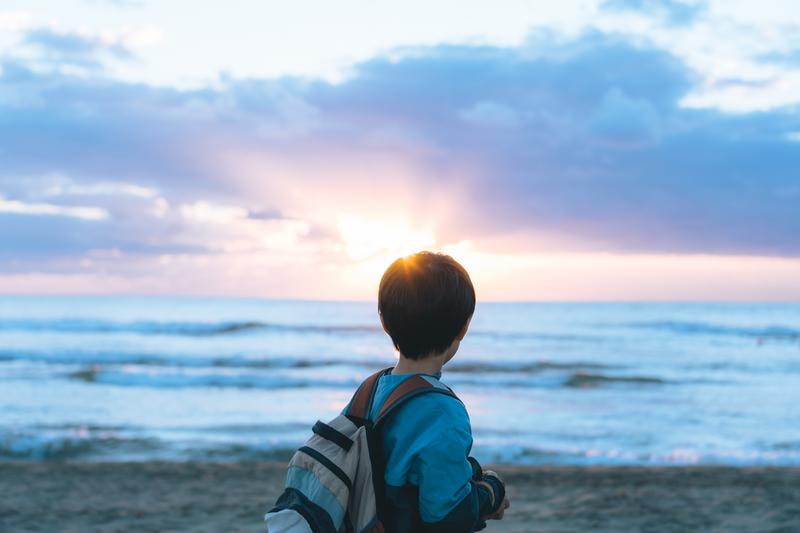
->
xmin=1 ymin=462 xmax=799 ymax=532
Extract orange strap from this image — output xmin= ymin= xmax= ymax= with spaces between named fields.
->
xmin=348 ymin=368 xmax=459 ymax=422
xmin=375 ymin=375 xmax=431 ymax=420
xmin=347 ymin=367 xmax=391 ymax=419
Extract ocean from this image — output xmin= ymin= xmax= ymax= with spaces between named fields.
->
xmin=1 ymin=296 xmax=798 ymax=465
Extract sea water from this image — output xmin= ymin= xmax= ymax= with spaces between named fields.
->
xmin=1 ymin=296 xmax=798 ymax=465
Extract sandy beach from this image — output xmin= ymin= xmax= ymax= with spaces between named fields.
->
xmin=2 ymin=462 xmax=798 ymax=532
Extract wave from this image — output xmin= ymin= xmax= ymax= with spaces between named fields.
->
xmin=21 ymin=421 xmax=314 ymax=435
xmin=0 ymin=318 xmax=606 ymax=342
xmin=66 ymin=367 xmax=362 ymax=390
xmin=0 ymin=432 xmax=163 ymax=460
xmin=60 ymin=364 xmax=663 ymax=391
xmin=447 ymin=361 xmax=614 ymax=373
xmin=455 ymin=371 xmax=670 ymax=390
xmin=0 ymin=318 xmax=380 ymax=336
xmin=0 ymin=431 xmax=297 ymax=461
xmin=0 ymin=350 xmax=353 ymax=369
xmin=469 ymin=330 xmax=604 ymax=342
xmin=563 ymin=372 xmax=667 ymax=388
xmin=0 ymin=349 xmax=616 ymax=374
xmin=5 ymin=428 xmax=799 ymax=465
xmin=625 ymin=320 xmax=800 ymax=341
xmin=472 ymin=444 xmax=800 ymax=466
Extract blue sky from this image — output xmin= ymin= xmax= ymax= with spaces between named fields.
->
xmin=1 ymin=0 xmax=799 ymax=299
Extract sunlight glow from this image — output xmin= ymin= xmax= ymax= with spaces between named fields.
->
xmin=336 ymin=214 xmax=436 ymax=261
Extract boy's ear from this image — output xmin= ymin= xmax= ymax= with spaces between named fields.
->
xmin=456 ymin=315 xmax=473 ymax=341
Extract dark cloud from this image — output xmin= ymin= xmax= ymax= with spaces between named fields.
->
xmin=1 ymin=30 xmax=800 ymax=271
xmin=298 ymin=33 xmax=800 ymax=255
xmin=0 ymin=59 xmax=234 ymax=197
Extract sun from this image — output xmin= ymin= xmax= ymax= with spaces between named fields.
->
xmin=334 ymin=214 xmax=441 ymax=289
xmin=336 ymin=214 xmax=436 ymax=261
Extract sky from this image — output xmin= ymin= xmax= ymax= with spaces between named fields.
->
xmin=1 ymin=0 xmax=799 ymax=300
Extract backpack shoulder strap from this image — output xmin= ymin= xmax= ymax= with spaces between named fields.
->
xmin=346 ymin=367 xmax=393 ymax=420
xmin=373 ymin=374 xmax=460 ymax=425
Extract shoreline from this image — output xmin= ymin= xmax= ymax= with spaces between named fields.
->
xmin=2 ymin=462 xmax=799 ymax=532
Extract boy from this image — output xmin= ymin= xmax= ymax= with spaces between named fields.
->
xmin=368 ymin=251 xmax=510 ymax=532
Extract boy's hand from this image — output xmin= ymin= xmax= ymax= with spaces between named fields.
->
xmin=479 ymin=470 xmax=509 ymax=520
xmin=484 ymin=497 xmax=510 ymax=520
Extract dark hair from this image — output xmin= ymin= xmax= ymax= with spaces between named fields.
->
xmin=378 ymin=251 xmax=475 ymax=360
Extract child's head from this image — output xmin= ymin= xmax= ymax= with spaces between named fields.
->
xmin=378 ymin=251 xmax=475 ymax=361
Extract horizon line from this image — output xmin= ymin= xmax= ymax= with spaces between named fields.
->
xmin=1 ymin=293 xmax=799 ymax=305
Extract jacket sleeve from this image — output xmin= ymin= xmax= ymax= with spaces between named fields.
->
xmin=414 ymin=401 xmax=502 ymax=532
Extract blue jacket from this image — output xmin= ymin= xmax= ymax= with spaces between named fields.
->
xmin=365 ymin=371 xmax=503 ymax=533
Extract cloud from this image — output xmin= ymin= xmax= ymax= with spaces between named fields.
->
xmin=589 ymin=88 xmax=661 ymax=143
xmin=1 ymin=28 xmax=799 ymax=284
xmin=0 ymin=11 xmax=31 ymax=32
xmin=600 ymin=0 xmax=706 ymax=25
xmin=21 ymin=27 xmax=134 ymax=69
xmin=759 ymin=48 xmax=800 ymax=66
xmin=84 ymin=0 xmax=146 ymax=7
xmin=459 ymin=100 xmax=520 ymax=128
xmin=44 ymin=181 xmax=158 ymax=199
xmin=305 ymin=34 xmax=799 ymax=255
xmin=0 ymin=195 xmax=108 ymax=220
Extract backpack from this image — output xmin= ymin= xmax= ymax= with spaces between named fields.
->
xmin=264 ymin=367 xmax=459 ymax=533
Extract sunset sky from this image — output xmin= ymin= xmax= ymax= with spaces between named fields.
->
xmin=1 ymin=0 xmax=799 ymax=300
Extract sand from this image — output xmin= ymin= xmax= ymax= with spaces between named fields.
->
xmin=1 ymin=462 xmax=798 ymax=532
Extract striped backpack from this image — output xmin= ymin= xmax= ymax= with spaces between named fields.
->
xmin=265 ymin=367 xmax=458 ymax=533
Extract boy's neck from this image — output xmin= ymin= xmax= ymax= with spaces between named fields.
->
xmin=393 ymin=353 xmax=445 ymax=377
